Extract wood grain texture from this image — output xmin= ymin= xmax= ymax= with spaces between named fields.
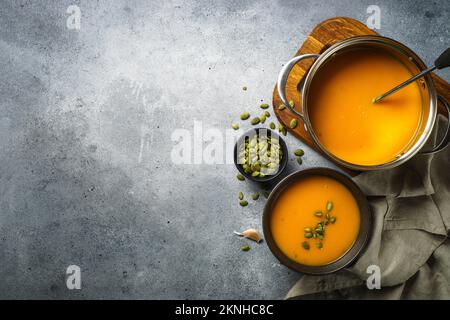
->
xmin=272 ymin=17 xmax=450 ymax=152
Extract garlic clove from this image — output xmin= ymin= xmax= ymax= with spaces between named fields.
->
xmin=233 ymin=228 xmax=263 ymax=243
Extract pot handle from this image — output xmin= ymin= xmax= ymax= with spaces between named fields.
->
xmin=277 ymin=54 xmax=320 ymax=121
xmin=419 ymin=95 xmax=450 ymax=155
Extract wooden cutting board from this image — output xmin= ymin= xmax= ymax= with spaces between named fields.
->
xmin=272 ymin=17 xmax=450 ymax=158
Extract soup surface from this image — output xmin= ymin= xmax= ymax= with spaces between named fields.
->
xmin=308 ymin=48 xmax=422 ymax=166
xmin=271 ymin=175 xmax=360 ymax=266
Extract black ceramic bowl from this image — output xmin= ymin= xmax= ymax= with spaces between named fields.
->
xmin=233 ymin=128 xmax=288 ymax=183
xmin=263 ymin=168 xmax=371 ymax=275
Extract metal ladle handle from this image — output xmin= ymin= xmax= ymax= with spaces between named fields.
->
xmin=277 ymin=54 xmax=320 ymax=121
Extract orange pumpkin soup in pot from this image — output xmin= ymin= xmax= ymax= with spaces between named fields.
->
xmin=270 ymin=175 xmax=360 ymax=266
xmin=308 ymin=48 xmax=423 ymax=166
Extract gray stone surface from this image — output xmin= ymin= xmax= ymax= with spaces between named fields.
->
xmin=0 ymin=0 xmax=448 ymax=299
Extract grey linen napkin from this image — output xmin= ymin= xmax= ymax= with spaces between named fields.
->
xmin=286 ymin=116 xmax=450 ymax=300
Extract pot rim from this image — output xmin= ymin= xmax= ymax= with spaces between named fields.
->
xmin=301 ymin=35 xmax=438 ymax=171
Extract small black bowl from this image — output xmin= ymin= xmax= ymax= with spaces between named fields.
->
xmin=234 ymin=128 xmax=288 ymax=183
xmin=263 ymin=167 xmax=371 ymax=275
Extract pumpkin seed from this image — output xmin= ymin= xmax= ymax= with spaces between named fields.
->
xmin=239 ymin=200 xmax=248 ymax=207
xmin=231 ymin=123 xmax=239 ymax=130
xmin=260 ymin=103 xmax=269 ymax=109
xmin=241 ymin=245 xmax=250 ymax=251
xmin=290 ymin=119 xmax=298 ymax=129
xmin=250 ymin=117 xmax=260 ymax=125
xmin=252 ymin=193 xmax=259 ymax=200
xmin=326 ymin=201 xmax=333 ymax=211
xmin=297 ymin=157 xmax=303 ymax=165
xmin=269 ymin=122 xmax=276 ymax=130
xmin=314 ymin=211 xmax=323 ymax=217
xmin=304 ymin=227 xmax=312 ymax=233
xmin=278 ymin=104 xmax=286 ymax=110
xmin=264 ymin=111 xmax=270 ymax=117
xmin=251 ymin=171 xmax=260 ymax=177
xmin=289 ymin=100 xmax=295 ymax=107
xmin=294 ymin=149 xmax=304 ymax=157
xmin=240 ymin=112 xmax=250 ymax=120
xmin=302 ymin=241 xmax=310 ymax=250
xmin=259 ymin=114 xmax=266 ymax=123
xmin=304 ymin=232 xmax=313 ymax=239
xmin=238 ymin=192 xmax=244 ymax=200
xmin=316 ymin=242 xmax=323 ymax=249
xmin=330 ymin=216 xmax=336 ymax=223
xmin=317 ymin=234 xmax=324 ymax=240
xmin=237 ymin=174 xmax=245 ymax=181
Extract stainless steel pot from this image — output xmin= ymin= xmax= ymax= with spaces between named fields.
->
xmin=277 ymin=36 xmax=450 ymax=171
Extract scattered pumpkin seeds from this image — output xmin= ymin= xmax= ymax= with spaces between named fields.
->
xmin=269 ymin=122 xmax=276 ymax=130
xmin=305 ymin=232 xmax=313 ymax=239
xmin=326 ymin=201 xmax=333 ymax=211
xmin=260 ymin=103 xmax=269 ymax=109
xmin=238 ymin=192 xmax=244 ymax=200
xmin=240 ymin=112 xmax=250 ymax=120
xmin=316 ymin=242 xmax=323 ymax=249
xmin=290 ymin=119 xmax=298 ymax=129
xmin=252 ymin=193 xmax=260 ymax=200
xmin=241 ymin=245 xmax=250 ymax=251
xmin=278 ymin=104 xmax=286 ymax=111
xmin=231 ymin=123 xmax=239 ymax=130
xmin=250 ymin=117 xmax=260 ymax=125
xmin=314 ymin=211 xmax=323 ymax=217
xmin=264 ymin=111 xmax=270 ymax=117
xmin=302 ymin=241 xmax=310 ymax=250
xmin=259 ymin=114 xmax=267 ymax=123
xmin=294 ymin=149 xmax=304 ymax=157
xmin=289 ymin=100 xmax=295 ymax=107
xmin=237 ymin=174 xmax=245 ymax=181
xmin=296 ymin=157 xmax=303 ymax=165
xmin=330 ymin=216 xmax=336 ymax=224
xmin=239 ymin=200 xmax=248 ymax=207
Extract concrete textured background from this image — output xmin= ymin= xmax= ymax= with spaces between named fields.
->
xmin=0 ymin=0 xmax=448 ymax=299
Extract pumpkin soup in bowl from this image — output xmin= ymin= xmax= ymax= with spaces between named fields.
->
xmin=263 ymin=168 xmax=371 ymax=274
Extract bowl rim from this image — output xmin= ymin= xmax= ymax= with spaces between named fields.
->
xmin=262 ymin=167 xmax=371 ymax=275
xmin=233 ymin=128 xmax=289 ymax=183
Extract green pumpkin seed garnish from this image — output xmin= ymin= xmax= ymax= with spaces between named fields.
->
xmin=241 ymin=245 xmax=250 ymax=251
xmin=239 ymin=200 xmax=248 ymax=207
xmin=294 ymin=149 xmax=304 ymax=157
xmin=316 ymin=242 xmax=323 ymax=249
xmin=290 ymin=119 xmax=298 ymax=129
xmin=326 ymin=201 xmax=333 ymax=211
xmin=325 ymin=212 xmax=330 ymax=219
xmin=305 ymin=233 xmax=313 ymax=239
xmin=240 ymin=112 xmax=250 ymax=120
xmin=269 ymin=122 xmax=276 ymax=130
xmin=330 ymin=216 xmax=336 ymax=223
xmin=302 ymin=241 xmax=310 ymax=250
xmin=252 ymin=193 xmax=259 ymax=200
xmin=250 ymin=117 xmax=260 ymax=125
xmin=237 ymin=174 xmax=245 ymax=181
xmin=260 ymin=103 xmax=269 ymax=109
xmin=289 ymin=100 xmax=295 ymax=107
xmin=251 ymin=171 xmax=260 ymax=177
xmin=264 ymin=111 xmax=270 ymax=117
xmin=318 ymin=234 xmax=324 ymax=240
xmin=304 ymin=227 xmax=312 ymax=233
xmin=297 ymin=157 xmax=303 ymax=165
xmin=259 ymin=114 xmax=266 ymax=123
xmin=278 ymin=104 xmax=286 ymax=110
xmin=238 ymin=192 xmax=244 ymax=200
xmin=314 ymin=211 xmax=323 ymax=217
xmin=231 ymin=123 xmax=239 ymax=130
